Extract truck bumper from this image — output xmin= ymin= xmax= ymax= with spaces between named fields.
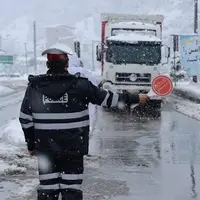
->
xmin=102 ymin=82 xmax=151 ymax=92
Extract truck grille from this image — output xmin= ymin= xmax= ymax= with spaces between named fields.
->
xmin=115 ymin=73 xmax=151 ymax=83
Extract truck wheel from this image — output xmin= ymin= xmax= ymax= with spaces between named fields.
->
xmin=150 ymin=108 xmax=161 ymax=118
xmin=147 ymin=100 xmax=162 ymax=118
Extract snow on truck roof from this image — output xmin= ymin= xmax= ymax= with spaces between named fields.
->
xmin=110 ymin=21 xmax=157 ymax=28
xmin=107 ymin=33 xmax=161 ymax=43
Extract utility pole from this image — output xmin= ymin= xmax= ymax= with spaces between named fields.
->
xmin=190 ymin=132 xmax=197 ymax=198
xmin=92 ymin=40 xmax=95 ymax=71
xmin=193 ymin=0 xmax=198 ymax=82
xmin=24 ymin=42 xmax=28 ymax=74
xmin=171 ymin=34 xmax=178 ymax=86
xmin=194 ymin=0 xmax=198 ymax=33
xmin=33 ymin=21 xmax=37 ymax=74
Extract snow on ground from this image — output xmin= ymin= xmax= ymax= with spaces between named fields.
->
xmin=0 ymin=85 xmax=14 ymax=96
xmin=174 ymin=80 xmax=200 ymax=100
xmin=169 ymin=95 xmax=200 ymax=121
xmin=169 ymin=80 xmax=200 ymax=121
xmin=7 ymin=178 xmax=39 ymax=200
xmin=0 ymin=160 xmax=11 ymax=175
xmin=0 ymin=119 xmax=37 ymax=175
xmin=1 ymin=119 xmax=24 ymax=146
xmin=0 ymin=74 xmax=28 ymax=81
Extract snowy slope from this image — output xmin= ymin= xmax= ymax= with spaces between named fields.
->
xmin=0 ymin=0 xmax=195 ymax=54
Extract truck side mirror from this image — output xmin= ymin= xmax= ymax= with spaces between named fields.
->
xmin=167 ymin=47 xmax=170 ymax=58
xmin=96 ymin=45 xmax=101 ymax=61
xmin=164 ymin=46 xmax=170 ymax=58
xmin=77 ymin=41 xmax=80 ymax=58
xmin=74 ymin=41 xmax=81 ymax=58
xmin=162 ymin=45 xmax=170 ymax=65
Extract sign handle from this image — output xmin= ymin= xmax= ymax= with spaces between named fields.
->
xmin=129 ymin=89 xmax=158 ymax=109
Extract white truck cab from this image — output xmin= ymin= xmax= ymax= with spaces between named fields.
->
xmin=105 ymin=32 xmax=162 ymax=93
xmin=96 ymin=13 xmax=170 ymax=115
xmin=97 ymin=13 xmax=170 ymax=93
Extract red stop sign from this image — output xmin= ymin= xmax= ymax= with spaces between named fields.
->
xmin=152 ymin=75 xmax=173 ymax=96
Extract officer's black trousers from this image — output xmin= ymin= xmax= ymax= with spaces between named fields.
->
xmin=36 ymin=153 xmax=84 ymax=200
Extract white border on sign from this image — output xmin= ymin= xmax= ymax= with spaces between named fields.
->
xmin=152 ymin=75 xmax=173 ymax=96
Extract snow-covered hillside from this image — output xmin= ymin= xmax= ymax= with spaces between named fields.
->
xmin=0 ymin=0 xmax=195 ymax=54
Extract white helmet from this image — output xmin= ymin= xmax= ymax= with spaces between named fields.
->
xmin=41 ymin=43 xmax=74 ymax=56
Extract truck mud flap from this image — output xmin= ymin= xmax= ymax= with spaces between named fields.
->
xmin=147 ymin=99 xmax=162 ymax=109
xmin=131 ymin=99 xmax=162 ymax=118
xmin=132 ymin=105 xmax=161 ymax=118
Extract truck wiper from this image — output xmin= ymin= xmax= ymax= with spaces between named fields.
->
xmin=113 ymin=61 xmax=123 ymax=64
xmin=112 ymin=60 xmax=127 ymax=65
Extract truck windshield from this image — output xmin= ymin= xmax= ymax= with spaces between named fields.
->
xmin=106 ymin=41 xmax=161 ymax=65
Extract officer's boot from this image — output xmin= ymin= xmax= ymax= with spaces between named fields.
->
xmin=61 ymin=189 xmax=83 ymax=200
xmin=37 ymin=190 xmax=59 ymax=200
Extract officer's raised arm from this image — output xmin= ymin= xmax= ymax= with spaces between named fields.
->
xmin=85 ymin=80 xmax=149 ymax=108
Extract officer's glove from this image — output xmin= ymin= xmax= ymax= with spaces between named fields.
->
xmin=138 ymin=94 xmax=150 ymax=104
xmin=28 ymin=150 xmax=35 ymax=156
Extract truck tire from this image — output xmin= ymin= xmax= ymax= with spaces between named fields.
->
xmin=150 ymin=108 xmax=161 ymax=118
xmin=148 ymin=100 xmax=162 ymax=118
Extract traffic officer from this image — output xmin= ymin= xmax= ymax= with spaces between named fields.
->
xmin=19 ymin=43 xmax=149 ymax=200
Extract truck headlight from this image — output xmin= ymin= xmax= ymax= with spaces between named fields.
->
xmin=129 ymin=73 xmax=138 ymax=82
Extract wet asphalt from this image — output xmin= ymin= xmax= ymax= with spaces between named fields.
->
xmin=0 ymin=84 xmax=200 ymax=199
xmin=85 ymin=102 xmax=200 ymax=200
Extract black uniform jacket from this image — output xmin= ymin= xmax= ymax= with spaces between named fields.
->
xmin=19 ymin=73 xmax=139 ymax=156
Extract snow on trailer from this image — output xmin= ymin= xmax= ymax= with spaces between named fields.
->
xmin=101 ymin=13 xmax=164 ymax=24
xmin=109 ymin=21 xmax=160 ymax=36
xmin=112 ymin=21 xmax=160 ymax=26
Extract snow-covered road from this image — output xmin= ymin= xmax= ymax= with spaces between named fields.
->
xmin=1 ymin=98 xmax=200 ymax=199
xmin=87 ymin=103 xmax=200 ymax=200
xmin=1 ymin=77 xmax=200 ymax=199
